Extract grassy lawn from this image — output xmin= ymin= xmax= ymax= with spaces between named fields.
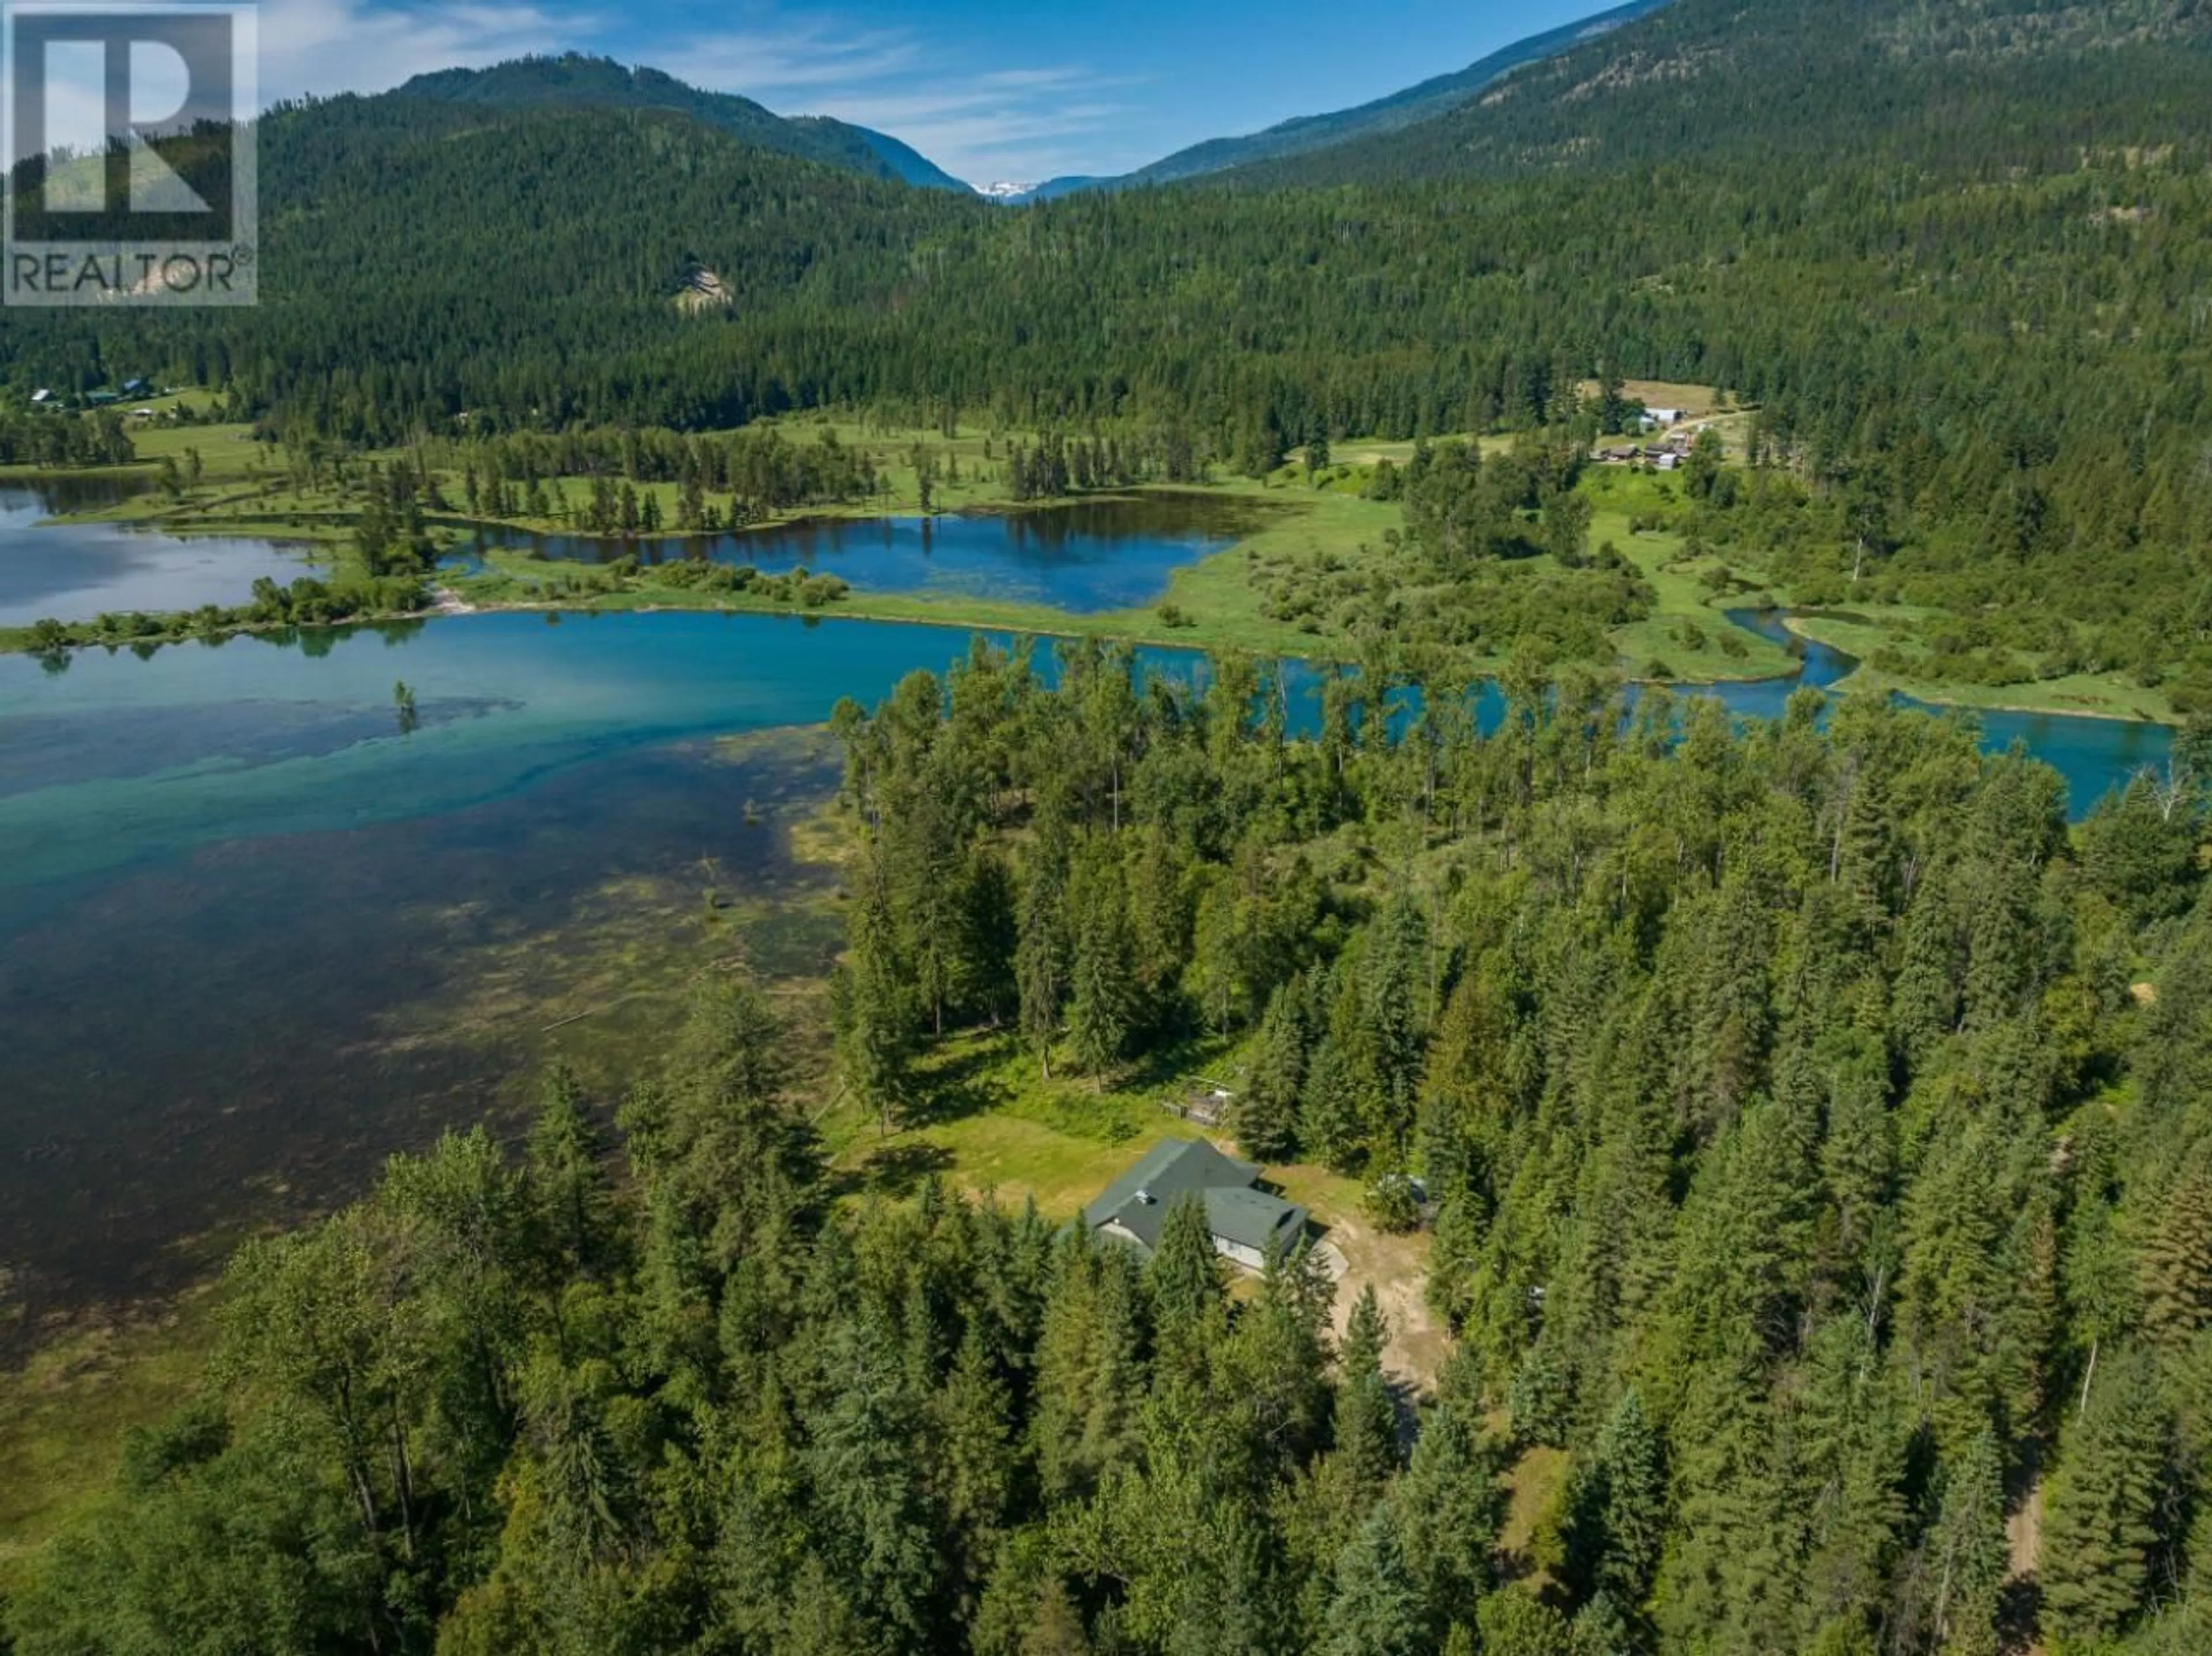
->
xmin=483 ymin=421 xmax=1029 ymax=536
xmin=109 ymin=414 xmax=260 ymax=474
xmin=1139 ymin=483 xmax=1405 ymax=656
xmin=817 ymin=1014 xmax=1447 ymax=1392
xmin=847 ymin=1106 xmax=1196 ymax=1220
xmin=441 ymin=414 xmax=1054 ymax=540
xmin=823 ymin=1003 xmax=1341 ymax=1238
xmin=16 ymin=412 xmax=396 ymax=553
xmin=749 ymin=415 xmax=1037 ymax=520
xmin=12 ymin=411 xmax=1031 ymax=540
xmin=824 ymin=1026 xmax=1239 ymax=1218
xmin=1596 ymin=379 xmax=1737 ymax=420
xmin=65 ymin=452 xmax=410 ymax=547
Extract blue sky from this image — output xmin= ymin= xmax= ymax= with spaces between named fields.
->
xmin=253 ymin=0 xmax=1628 ymax=185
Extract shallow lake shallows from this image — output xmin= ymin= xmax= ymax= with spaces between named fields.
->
xmin=0 ymin=504 xmax=2179 ymax=1317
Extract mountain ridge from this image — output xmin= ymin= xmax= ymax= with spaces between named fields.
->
xmin=396 ymin=55 xmax=974 ymax=194
xmin=1228 ymin=0 xmax=2212 ymax=185
xmin=1006 ymin=0 xmax=1672 ymax=202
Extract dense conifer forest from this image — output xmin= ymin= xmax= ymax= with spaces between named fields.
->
xmin=10 ymin=647 xmax=2210 ymax=1654
xmin=10 ymin=3 xmax=2212 ymax=1650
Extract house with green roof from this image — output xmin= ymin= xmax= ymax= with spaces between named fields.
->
xmin=1082 ymin=1137 xmax=1309 ymax=1271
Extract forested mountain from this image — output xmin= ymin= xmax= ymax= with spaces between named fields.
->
xmin=10 ymin=649 xmax=2211 ymax=1654
xmin=1016 ymin=0 xmax=1671 ymax=200
xmin=4 ymin=0 xmax=2212 ymax=700
xmin=399 ymin=56 xmax=973 ymax=192
xmin=16 ymin=94 xmax=993 ymax=429
xmin=1239 ymin=0 xmax=2212 ymax=183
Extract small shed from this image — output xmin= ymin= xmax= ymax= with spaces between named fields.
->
xmin=1162 ymin=1083 xmax=1233 ymax=1128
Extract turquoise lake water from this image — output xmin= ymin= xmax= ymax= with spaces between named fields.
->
xmin=0 ymin=501 xmax=2179 ymax=1314
xmin=0 ymin=607 xmax=2170 ymax=898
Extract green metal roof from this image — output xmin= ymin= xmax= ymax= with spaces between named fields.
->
xmin=1083 ymin=1137 xmax=1307 ymax=1258
xmin=1201 ymin=1185 xmax=1309 ymax=1253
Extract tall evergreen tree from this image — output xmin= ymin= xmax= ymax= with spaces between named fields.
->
xmin=1236 ymin=981 xmax=1309 ymax=1162
xmin=1148 ymin=1194 xmax=1225 ymax=1358
xmin=2041 ymin=1346 xmax=2173 ymax=1650
xmin=526 ymin=1060 xmax=616 ymax=1281
xmin=2141 ymin=1144 xmax=2212 ymax=1348
xmin=1923 ymin=1430 xmax=2009 ymax=1656
xmin=1066 ymin=845 xmax=1139 ymax=1084
xmin=838 ymin=861 xmax=921 ymax=1136
xmin=1320 ymin=1507 xmax=1423 ymax=1656
xmin=1016 ymin=846 xmax=1070 ymax=1080
xmin=1335 ymin=1286 xmax=1400 ymax=1494
xmin=1393 ymin=1352 xmax=1505 ymax=1638
xmin=1567 ymin=1387 xmax=1666 ymax=1615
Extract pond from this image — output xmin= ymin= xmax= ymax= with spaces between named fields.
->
xmin=465 ymin=491 xmax=1261 ymax=613
xmin=0 ymin=479 xmax=328 ymax=629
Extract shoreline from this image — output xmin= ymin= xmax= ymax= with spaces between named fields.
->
xmin=0 ymin=485 xmax=2181 ymax=731
xmin=144 ymin=592 xmax=2186 ymax=737
xmin=1775 ymin=613 xmax=2170 ymax=728
xmin=5 ymin=584 xmax=2180 ymax=736
xmin=37 ymin=477 xmax=1263 ymax=552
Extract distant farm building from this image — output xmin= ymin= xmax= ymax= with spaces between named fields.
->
xmin=1641 ymin=406 xmax=1685 ymax=428
xmin=1083 ymin=1137 xmax=1309 ymax=1271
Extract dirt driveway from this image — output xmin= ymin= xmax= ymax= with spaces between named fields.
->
xmin=1278 ymin=1169 xmax=1449 ymax=1396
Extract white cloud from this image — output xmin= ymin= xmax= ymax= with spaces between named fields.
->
xmin=257 ymin=0 xmax=580 ymax=101
xmin=605 ymin=10 xmax=1144 ymax=182
xmin=800 ymin=66 xmax=1139 ymax=182
xmin=648 ymin=22 xmax=922 ymax=94
xmin=234 ymin=0 xmax=1138 ymax=185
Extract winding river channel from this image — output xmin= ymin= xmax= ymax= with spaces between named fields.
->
xmin=0 ymin=493 xmax=2178 ymax=1319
